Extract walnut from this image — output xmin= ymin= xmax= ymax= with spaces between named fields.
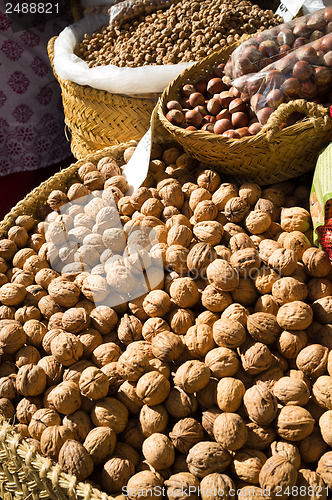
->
xmin=38 ymin=295 xmax=63 ymax=319
xmin=47 ymin=190 xmax=68 ymax=211
xmin=298 ymin=426 xmax=328 ymax=464
xmin=92 ymin=342 xmax=122 ymax=368
xmin=230 ymin=248 xmax=260 ymax=279
xmin=307 ymin=278 xmax=332 ymax=302
xmin=143 ymin=290 xmax=171 ymax=318
xmin=206 ymin=259 xmax=239 ymax=292
xmin=212 ymin=318 xmax=246 ymax=349
xmin=168 ymin=418 xmax=204 ymax=455
xmin=239 ymin=183 xmax=262 ymax=206
xmin=118 ymin=349 xmax=149 ymax=382
xmin=296 ymin=469 xmax=328 ymax=500
xmin=215 ymin=376 xmax=245 ymax=412
xmin=126 ymin=471 xmax=164 ymax=500
xmin=205 ymin=347 xmax=239 ymax=378
xmin=276 ymin=406 xmax=315 ymax=441
xmin=151 ymin=332 xmax=184 ymax=362
xmin=272 ymin=277 xmax=308 ymax=305
xmin=16 ymin=363 xmax=46 ymax=397
xmin=58 ymin=439 xmax=94 ymax=481
xmin=165 ymin=387 xmax=197 ymax=419
xmin=259 ymin=454 xmax=297 ymax=500
xmin=312 ymin=376 xmax=332 ymax=409
xmin=139 ymin=403 xmax=168 ymax=437
xmin=224 ymin=197 xmax=250 ymax=223
xmin=159 ymin=181 xmax=184 ymax=209
xmin=168 ymin=309 xmax=194 ymax=336
xmin=232 ymin=449 xmax=267 ymax=484
xmin=62 ymin=409 xmax=93 ymax=442
xmin=259 ymin=239 xmax=281 ymax=265
xmin=8 ymin=225 xmax=29 ymax=248
xmin=50 ymin=331 xmax=83 ymax=366
xmin=245 ymin=422 xmax=276 ymax=450
xmin=277 ymin=330 xmax=308 ymax=359
xmin=165 ymin=245 xmax=189 ymax=275
xmin=317 ymin=452 xmax=332 ymax=489
xmin=270 ymin=441 xmax=301 ymax=469
xmin=174 ymin=360 xmax=210 ymax=393
xmin=40 ymin=424 xmax=74 ymax=461
xmin=23 ymin=255 xmax=49 ymax=275
xmin=141 ymin=317 xmax=169 ymax=342
xmin=15 ymin=304 xmax=41 ymax=323
xmin=243 ymin=383 xmax=278 ymax=426
xmin=319 ymin=410 xmax=332 ymax=448
xmin=102 ymin=457 xmax=135 ymax=494
xmin=277 ymin=301 xmax=313 ymax=330
xmin=142 ymin=433 xmax=175 ymax=470
xmin=78 ymin=366 xmax=109 ymax=400
xmin=165 ymin=473 xmax=199 ymax=500
xmin=136 ymin=371 xmax=170 ymax=405
xmin=0 ymin=375 xmax=16 ymax=399
xmin=186 ymin=442 xmax=231 ymax=478
xmin=247 ymin=312 xmax=281 ymax=345
xmin=16 ymin=215 xmax=35 ymax=232
xmin=28 ymin=408 xmax=61 ymax=440
xmin=239 ymin=340 xmax=273 ymax=375
xmin=45 ymin=381 xmax=81 ymax=415
xmin=245 ymin=210 xmax=271 ymax=235
xmin=283 ymin=231 xmax=311 ymax=260
xmin=16 ymin=396 xmax=42 ymax=424
xmin=193 ymin=200 xmax=218 ymax=224
xmin=296 ymin=344 xmax=328 ymax=378
xmin=268 ymin=248 xmax=297 ymax=276
xmin=15 ymin=345 xmax=40 ymax=367
xmin=169 ymin=278 xmax=199 ymax=309
xmin=302 ymin=247 xmax=331 ymax=278
xmin=280 ymin=207 xmax=311 ymax=232
xmin=61 ymin=307 xmax=91 ymax=333
xmin=0 ymin=321 xmax=26 ymax=354
xmin=117 ymin=380 xmax=143 ymax=414
xmin=23 ymin=319 xmax=47 ymax=347
xmin=201 ymin=285 xmax=232 ymax=313
xmin=0 ymin=239 xmax=17 ymax=261
xmin=0 ymin=397 xmax=15 ymax=420
xmin=273 ymin=377 xmax=310 ymax=407
xmin=82 ymin=426 xmax=116 ymax=466
xmin=91 ymin=397 xmax=128 ymax=433
xmin=193 ymin=221 xmax=223 ymax=245
xmin=37 ymin=356 xmax=63 ymax=386
xmin=0 ymin=305 xmax=14 ymax=320
xmin=0 ymin=283 xmax=26 ymax=306
xmin=312 ymin=296 xmax=332 ymax=324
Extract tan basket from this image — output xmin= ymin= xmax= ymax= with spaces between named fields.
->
xmin=156 ymin=46 xmax=332 ymax=185
xmin=48 ymin=37 xmax=160 ymax=159
xmin=0 ymin=143 xmax=138 ymax=500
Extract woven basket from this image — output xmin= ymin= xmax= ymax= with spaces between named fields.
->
xmin=48 ymin=37 xmax=160 ymax=159
xmin=0 ymin=143 xmax=138 ymax=500
xmin=156 ymin=47 xmax=332 ymax=185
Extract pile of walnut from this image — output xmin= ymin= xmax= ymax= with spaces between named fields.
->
xmin=1 ymin=143 xmax=332 ymax=499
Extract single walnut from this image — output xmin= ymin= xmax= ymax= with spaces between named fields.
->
xmin=58 ymin=439 xmax=94 ymax=482
xmin=268 ymin=248 xmax=297 ymax=276
xmin=184 ymin=324 xmax=214 ymax=359
xmin=243 ymin=384 xmax=278 ymax=426
xmin=0 ymin=283 xmax=26 ymax=306
xmin=277 ymin=329 xmax=308 ymax=359
xmin=187 ymin=442 xmax=231 ymax=478
xmin=272 ymin=277 xmax=308 ymax=305
xmin=213 ymin=318 xmax=246 ymax=349
xmin=50 ymin=332 xmax=83 ymax=366
xmin=296 ymin=469 xmax=328 ymax=500
xmin=299 ymin=426 xmax=328 ymax=464
xmin=283 ymin=230 xmax=311 ymax=260
xmin=143 ymin=290 xmax=171 ymax=317
xmin=259 ymin=454 xmax=297 ymax=500
xmin=239 ymin=183 xmax=261 ymax=206
xmin=201 ymin=285 xmax=232 ymax=313
xmin=254 ymin=294 xmax=279 ymax=315
xmin=165 ymin=387 xmax=197 ymax=419
xmin=245 ymin=210 xmax=271 ymax=235
xmin=118 ymin=349 xmax=149 ymax=382
xmin=79 ymin=366 xmax=109 ymax=400
xmin=92 ymin=342 xmax=122 ymax=368
xmin=280 ymin=207 xmax=310 ymax=232
xmin=16 ymin=396 xmax=42 ymax=424
xmin=296 ymin=344 xmax=328 ymax=378
xmin=206 ymin=259 xmax=239 ymax=292
xmin=259 ymin=239 xmax=281 ymax=265
xmin=23 ymin=319 xmax=47 ymax=347
xmin=83 ymin=426 xmax=116 ymax=466
xmin=23 ymin=255 xmax=49 ymax=275
xmin=216 ymin=377 xmax=245 ymax=413
xmin=205 ymin=347 xmax=239 ymax=378
xmin=0 ymin=375 xmax=17 ymax=400
xmin=15 ymin=345 xmax=40 ymax=367
xmin=307 ymin=278 xmax=332 ymax=302
xmin=28 ymin=408 xmax=61 ymax=440
xmin=0 ymin=239 xmax=17 ymax=261
xmin=45 ymin=380 xmax=81 ymax=415
xmin=117 ymin=380 xmax=143 ymax=414
xmin=193 ymin=221 xmax=223 ymax=246
xmin=200 ymin=473 xmax=235 ymax=500
xmin=91 ymin=397 xmax=128 ymax=433
xmin=16 ymin=363 xmax=46 ymax=397
xmin=37 ymin=356 xmax=63 ymax=386
xmin=126 ymin=471 xmax=163 ymax=500
xmin=151 ymin=332 xmax=184 ymax=363
xmin=169 ymin=418 xmax=204 ymax=454
xmin=270 ymin=441 xmax=301 ymax=469
xmin=312 ymin=296 xmax=332 ymax=324
xmin=230 ymin=248 xmax=260 ymax=278
xmin=276 ymin=406 xmax=315 ymax=441
xmin=0 ymin=397 xmax=15 ymax=420
xmin=232 ymin=449 xmax=267 ymax=485
xmin=317 ymin=452 xmax=332 ymax=489
xmin=165 ymin=473 xmax=200 ymax=500
xmin=139 ymin=404 xmax=169 ymax=437
xmin=136 ymin=371 xmax=170 ymax=405
xmin=15 ymin=304 xmax=41 ymax=323
xmin=38 ymin=295 xmax=63 ymax=319
xmin=302 ymin=247 xmax=331 ymax=278
xmin=142 ymin=433 xmax=175 ymax=470
xmin=62 ymin=410 xmax=93 ymax=442
xmin=169 ymin=278 xmax=199 ymax=309
xmin=61 ymin=307 xmax=91 ymax=333
xmin=277 ymin=301 xmax=313 ymax=330
xmin=273 ymin=377 xmax=310 ymax=406
xmin=224 ymin=197 xmax=250 ymax=223
xmin=118 ymin=314 xmax=142 ymax=345
xmin=312 ymin=376 xmax=332 ymax=410
xmin=40 ymin=424 xmax=74 ymax=461
xmin=229 ymin=233 xmax=256 ymax=253
xmin=174 ymin=360 xmax=210 ymax=394
xmin=239 ymin=340 xmax=273 ymax=375
xmin=0 ymin=321 xmax=26 ymax=354
xmin=102 ymin=457 xmax=135 ymax=494
xmin=168 ymin=309 xmax=194 ymax=336
xmin=247 ymin=312 xmax=281 ymax=345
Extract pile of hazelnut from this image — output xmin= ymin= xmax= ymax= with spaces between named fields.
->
xmin=1 ymin=143 xmax=332 ymax=498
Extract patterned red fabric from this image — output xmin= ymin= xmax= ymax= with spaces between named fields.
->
xmin=317 ymin=200 xmax=332 ymax=259
xmin=0 ymin=9 xmax=72 ymax=176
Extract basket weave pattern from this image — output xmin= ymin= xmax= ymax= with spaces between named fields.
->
xmin=156 ymin=45 xmax=332 ymax=185
xmin=48 ymin=37 xmax=159 ymax=159
xmin=0 ymin=144 xmax=137 ymax=499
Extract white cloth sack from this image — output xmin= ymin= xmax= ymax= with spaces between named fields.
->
xmin=53 ymin=14 xmax=194 ymax=94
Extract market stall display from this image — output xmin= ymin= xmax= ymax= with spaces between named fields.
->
xmin=0 ymin=137 xmax=331 ymax=499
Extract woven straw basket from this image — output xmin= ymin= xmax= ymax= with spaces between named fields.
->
xmin=0 ymin=143 xmax=139 ymax=499
xmin=156 ymin=46 xmax=332 ymax=185
xmin=48 ymin=37 xmax=159 ymax=159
